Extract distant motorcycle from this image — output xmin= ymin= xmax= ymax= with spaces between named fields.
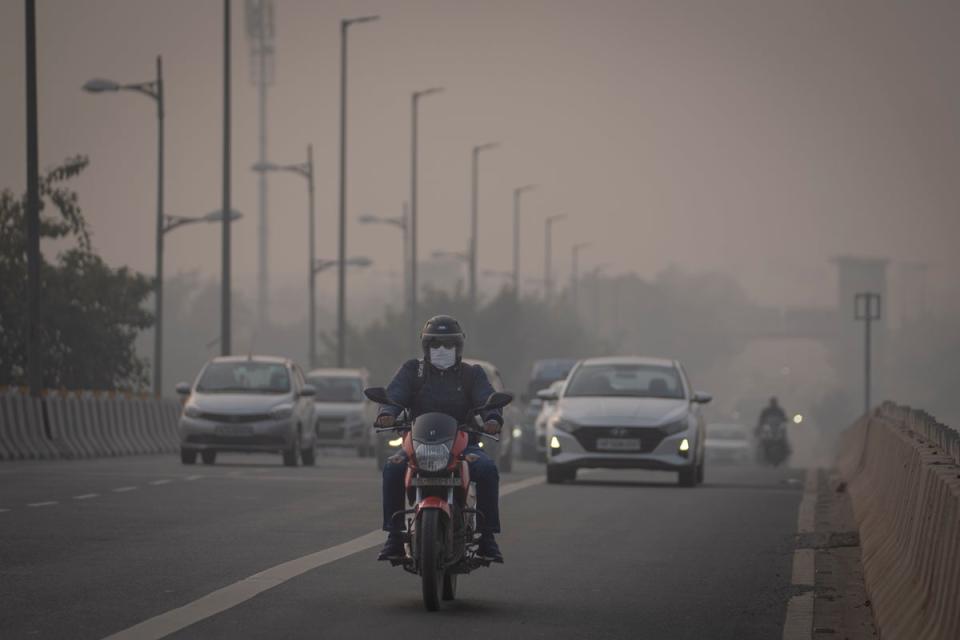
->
xmin=757 ymin=420 xmax=790 ymax=467
xmin=364 ymin=386 xmax=513 ymax=611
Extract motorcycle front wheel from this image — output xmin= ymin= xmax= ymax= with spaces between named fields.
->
xmin=419 ymin=509 xmax=444 ymax=611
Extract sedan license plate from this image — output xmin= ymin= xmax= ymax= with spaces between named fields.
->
xmin=215 ymin=424 xmax=254 ymax=437
xmin=596 ymin=437 xmax=642 ymax=452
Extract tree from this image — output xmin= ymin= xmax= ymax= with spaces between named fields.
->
xmin=0 ymin=156 xmax=154 ymax=390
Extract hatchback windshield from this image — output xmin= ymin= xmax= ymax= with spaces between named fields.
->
xmin=565 ymin=363 xmax=685 ymax=399
xmin=196 ymin=362 xmax=291 ymax=394
xmin=307 ymin=376 xmax=364 ymax=402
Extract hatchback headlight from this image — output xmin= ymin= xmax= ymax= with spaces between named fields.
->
xmin=184 ymin=405 xmax=202 ymax=419
xmin=663 ymin=419 xmax=689 ymax=435
xmin=414 ymin=442 xmax=451 ymax=472
xmin=270 ymin=404 xmax=295 ymax=420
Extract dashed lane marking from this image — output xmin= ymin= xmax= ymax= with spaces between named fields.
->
xmin=27 ymin=501 xmax=58 ymax=507
xmin=74 ymin=493 xmax=99 ymax=500
xmin=149 ymin=479 xmax=172 ymax=486
xmin=184 ymin=475 xmax=204 ymax=481
xmin=0 ymin=508 xmax=10 ymax=513
xmin=113 ymin=486 xmax=138 ymax=493
xmin=102 ymin=474 xmax=546 ymax=640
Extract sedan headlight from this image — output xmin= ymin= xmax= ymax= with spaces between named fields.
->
xmin=184 ymin=405 xmax=202 ymax=419
xmin=414 ymin=442 xmax=451 ymax=472
xmin=270 ymin=404 xmax=295 ymax=420
xmin=662 ymin=418 xmax=689 ymax=435
xmin=549 ymin=416 xmax=577 ymax=433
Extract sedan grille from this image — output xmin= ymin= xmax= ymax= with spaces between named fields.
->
xmin=199 ymin=412 xmax=272 ymax=423
xmin=573 ymin=426 xmax=665 ymax=453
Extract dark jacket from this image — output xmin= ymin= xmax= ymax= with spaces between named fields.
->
xmin=378 ymin=359 xmax=503 ymax=429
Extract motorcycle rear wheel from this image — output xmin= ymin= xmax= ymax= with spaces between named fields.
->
xmin=419 ymin=510 xmax=444 ymax=611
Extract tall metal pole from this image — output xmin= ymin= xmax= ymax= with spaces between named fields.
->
xmin=410 ymin=93 xmax=418 ymax=350
xmin=153 ymin=56 xmax=165 ymax=397
xmin=307 ymin=144 xmax=316 ymax=368
xmin=402 ymin=201 xmax=410 ymax=317
xmin=256 ymin=8 xmax=269 ymax=328
xmin=855 ymin=292 xmax=881 ymax=416
xmin=544 ymin=214 xmax=565 ymax=300
xmin=571 ymin=242 xmax=589 ymax=313
xmin=337 ymin=20 xmax=349 ymax=367
xmin=221 ymin=0 xmax=233 ymax=356
xmin=25 ymin=0 xmax=41 ymax=396
xmin=470 ymin=146 xmax=478 ymax=309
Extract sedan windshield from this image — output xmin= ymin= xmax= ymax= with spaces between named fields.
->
xmin=196 ymin=362 xmax=291 ymax=394
xmin=307 ymin=376 xmax=364 ymax=402
xmin=565 ymin=363 xmax=685 ymax=399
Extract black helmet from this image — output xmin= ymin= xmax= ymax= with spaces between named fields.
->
xmin=420 ymin=315 xmax=465 ymax=363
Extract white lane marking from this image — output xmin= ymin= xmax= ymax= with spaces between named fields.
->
xmin=148 ymin=479 xmax=172 ymax=486
xmin=184 ymin=475 xmax=204 ymax=481
xmin=28 ymin=501 xmax=58 ymax=507
xmin=113 ymin=486 xmax=138 ymax=493
xmin=74 ymin=493 xmax=100 ymax=500
xmin=782 ymin=467 xmax=819 ymax=640
xmin=102 ymin=474 xmax=546 ymax=640
xmin=0 ymin=508 xmax=10 ymax=513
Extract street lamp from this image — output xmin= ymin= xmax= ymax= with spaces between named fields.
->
xmin=359 ymin=205 xmax=408 ymax=313
xmin=570 ymin=242 xmax=591 ymax=312
xmin=84 ymin=56 xmax=164 ymax=396
xmin=544 ymin=214 xmax=567 ymax=300
xmin=337 ymin=14 xmax=380 ymax=368
xmin=469 ymin=142 xmax=499 ymax=310
xmin=512 ymin=184 xmax=537 ymax=295
xmin=252 ymin=145 xmax=316 ymax=366
xmin=410 ymin=86 xmax=444 ymax=347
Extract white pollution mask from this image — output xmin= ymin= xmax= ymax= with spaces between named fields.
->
xmin=429 ymin=346 xmax=456 ymax=370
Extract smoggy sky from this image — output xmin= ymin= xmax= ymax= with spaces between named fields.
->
xmin=2 ymin=0 xmax=958 ymax=311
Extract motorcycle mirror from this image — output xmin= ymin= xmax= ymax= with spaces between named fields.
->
xmin=478 ymin=391 xmax=514 ymax=411
xmin=363 ymin=386 xmax=401 ymax=408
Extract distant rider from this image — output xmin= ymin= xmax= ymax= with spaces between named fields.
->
xmin=374 ymin=315 xmax=505 ymax=562
xmin=755 ymin=396 xmax=789 ymax=440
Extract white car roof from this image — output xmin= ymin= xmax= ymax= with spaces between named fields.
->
xmin=306 ymin=368 xmax=367 ymax=378
xmin=577 ymin=356 xmax=677 ymax=368
xmin=209 ymin=355 xmax=289 ymax=365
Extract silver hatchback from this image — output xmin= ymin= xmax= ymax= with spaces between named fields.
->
xmin=176 ymin=356 xmax=317 ymax=467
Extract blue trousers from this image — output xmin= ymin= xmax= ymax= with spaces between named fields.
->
xmin=382 ymin=445 xmax=500 ymax=534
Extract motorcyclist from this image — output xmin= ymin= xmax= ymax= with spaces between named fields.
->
xmin=755 ymin=397 xmax=789 ymax=440
xmin=375 ymin=315 xmax=505 ymax=562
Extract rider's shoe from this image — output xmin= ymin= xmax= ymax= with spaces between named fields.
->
xmin=377 ymin=533 xmax=405 ymax=561
xmin=477 ymin=533 xmax=504 ymax=563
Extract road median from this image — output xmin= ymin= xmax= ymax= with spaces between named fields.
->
xmin=836 ymin=402 xmax=960 ymax=640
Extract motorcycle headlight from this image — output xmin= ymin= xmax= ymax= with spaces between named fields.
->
xmin=549 ymin=416 xmax=577 ymax=433
xmin=414 ymin=442 xmax=451 ymax=472
xmin=270 ymin=404 xmax=295 ymax=420
xmin=184 ymin=405 xmax=202 ymax=419
xmin=662 ymin=418 xmax=689 ymax=435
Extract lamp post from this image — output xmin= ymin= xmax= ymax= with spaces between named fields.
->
xmin=469 ymin=142 xmax=499 ymax=310
xmin=512 ymin=184 xmax=536 ymax=295
xmin=25 ymin=0 xmax=40 ymax=396
xmin=854 ymin=292 xmax=882 ymax=415
xmin=570 ymin=242 xmax=591 ymax=312
xmin=222 ymin=0 xmax=233 ymax=358
xmin=337 ymin=14 xmax=379 ymax=368
xmin=358 ymin=205 xmax=408 ymax=313
xmin=544 ymin=214 xmax=566 ymax=300
xmin=410 ymin=87 xmax=444 ymax=346
xmin=252 ymin=146 xmax=316 ymax=365
xmin=83 ymin=56 xmax=164 ymax=395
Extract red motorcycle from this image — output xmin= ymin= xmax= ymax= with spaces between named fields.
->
xmin=364 ymin=386 xmax=513 ymax=611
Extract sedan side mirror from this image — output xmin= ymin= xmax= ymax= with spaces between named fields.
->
xmin=175 ymin=382 xmax=191 ymax=396
xmin=537 ymin=389 xmax=559 ymax=402
xmin=299 ymin=385 xmax=316 ymax=397
xmin=692 ymin=391 xmax=713 ymax=404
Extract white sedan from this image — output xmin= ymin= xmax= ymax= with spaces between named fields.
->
xmin=542 ymin=356 xmax=711 ymax=487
